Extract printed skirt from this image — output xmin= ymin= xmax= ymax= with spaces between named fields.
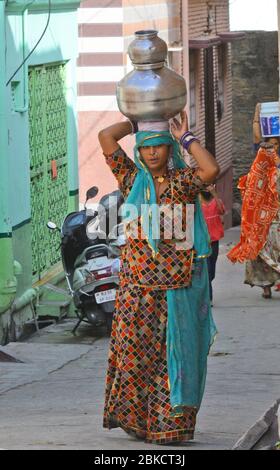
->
xmin=245 ymin=219 xmax=280 ymax=287
xmin=103 ymin=286 xmax=197 ymax=445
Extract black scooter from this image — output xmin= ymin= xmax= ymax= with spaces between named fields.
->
xmin=47 ymin=186 xmax=124 ymax=334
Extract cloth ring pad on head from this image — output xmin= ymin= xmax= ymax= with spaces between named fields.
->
xmin=137 ymin=121 xmax=170 ymax=132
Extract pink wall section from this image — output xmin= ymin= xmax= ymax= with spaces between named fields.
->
xmin=78 ymin=111 xmax=135 ymax=203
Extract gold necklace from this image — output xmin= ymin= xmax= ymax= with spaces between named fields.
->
xmin=154 ymin=173 xmax=169 ymax=202
xmin=152 ymin=174 xmax=168 ymax=183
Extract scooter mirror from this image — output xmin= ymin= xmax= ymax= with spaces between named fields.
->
xmin=47 ymin=221 xmax=58 ymax=230
xmin=86 ymin=186 xmax=99 ymax=201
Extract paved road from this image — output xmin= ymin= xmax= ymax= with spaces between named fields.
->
xmin=0 ymin=227 xmax=279 ymax=450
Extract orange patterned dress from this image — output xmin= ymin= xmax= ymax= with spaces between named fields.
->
xmin=103 ymin=147 xmax=207 ymax=444
xmin=245 ymin=169 xmax=280 ymax=287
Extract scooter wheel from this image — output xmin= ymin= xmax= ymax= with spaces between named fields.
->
xmin=85 ymin=306 xmax=105 ymax=327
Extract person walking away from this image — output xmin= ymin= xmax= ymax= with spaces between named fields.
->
xmin=228 ymin=140 xmax=280 ymax=299
xmin=200 ymin=185 xmax=225 ymax=305
xmin=244 ymin=137 xmax=280 ymax=298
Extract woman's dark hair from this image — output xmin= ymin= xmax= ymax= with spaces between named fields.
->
xmin=200 ymin=190 xmax=213 ymax=201
xmin=264 ymin=137 xmax=280 ymax=156
xmin=264 ymin=137 xmax=280 ymax=144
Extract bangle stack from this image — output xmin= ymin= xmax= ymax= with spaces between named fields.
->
xmin=180 ymin=131 xmax=200 ymax=153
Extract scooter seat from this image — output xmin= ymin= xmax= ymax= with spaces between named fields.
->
xmin=74 ymin=244 xmax=109 ymax=268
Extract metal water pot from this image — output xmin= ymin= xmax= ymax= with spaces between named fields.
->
xmin=116 ymin=30 xmax=187 ymax=121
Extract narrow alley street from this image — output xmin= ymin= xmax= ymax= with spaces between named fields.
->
xmin=0 ymin=227 xmax=279 ymax=450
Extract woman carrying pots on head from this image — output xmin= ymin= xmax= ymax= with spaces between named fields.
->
xmin=98 ymin=110 xmax=220 ymax=445
xmin=228 ymin=139 xmax=280 ymax=299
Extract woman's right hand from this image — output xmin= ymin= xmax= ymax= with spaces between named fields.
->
xmin=170 ymin=111 xmax=189 ymax=141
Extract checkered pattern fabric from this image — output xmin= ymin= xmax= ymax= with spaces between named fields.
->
xmin=103 ymin=287 xmax=197 ymax=444
xmin=120 ymin=237 xmax=194 ymax=289
xmin=102 ymin=147 xmax=208 ymax=444
xmin=104 ymin=146 xmax=207 ymax=202
xmin=104 ymin=147 xmax=207 ymax=289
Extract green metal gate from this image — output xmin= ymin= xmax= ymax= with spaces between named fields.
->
xmin=29 ymin=63 xmax=68 ymax=281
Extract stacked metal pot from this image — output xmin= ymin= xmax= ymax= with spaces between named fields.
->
xmin=116 ymin=30 xmax=187 ymax=122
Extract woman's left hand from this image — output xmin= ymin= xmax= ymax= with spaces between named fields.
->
xmin=207 ymin=184 xmax=217 ymax=194
xmin=170 ymin=111 xmax=189 ymax=141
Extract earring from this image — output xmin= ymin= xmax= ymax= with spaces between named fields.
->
xmin=168 ymin=148 xmax=175 ymax=170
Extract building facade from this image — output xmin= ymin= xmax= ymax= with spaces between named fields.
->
xmin=188 ymin=0 xmax=245 ymax=228
xmin=0 ymin=0 xmax=80 ymax=344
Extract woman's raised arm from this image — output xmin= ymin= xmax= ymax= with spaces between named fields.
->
xmin=98 ymin=121 xmax=133 ymax=155
xmin=171 ymin=111 xmax=220 ymax=183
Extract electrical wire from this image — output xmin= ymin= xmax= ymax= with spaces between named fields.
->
xmin=6 ymin=0 xmax=51 ymax=87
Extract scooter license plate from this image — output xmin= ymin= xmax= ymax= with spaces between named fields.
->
xmin=95 ymin=289 xmax=116 ymax=304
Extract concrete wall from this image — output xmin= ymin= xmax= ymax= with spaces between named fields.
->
xmin=232 ymin=31 xmax=278 ymax=206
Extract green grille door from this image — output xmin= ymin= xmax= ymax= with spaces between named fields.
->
xmin=29 ymin=63 xmax=68 ymax=281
